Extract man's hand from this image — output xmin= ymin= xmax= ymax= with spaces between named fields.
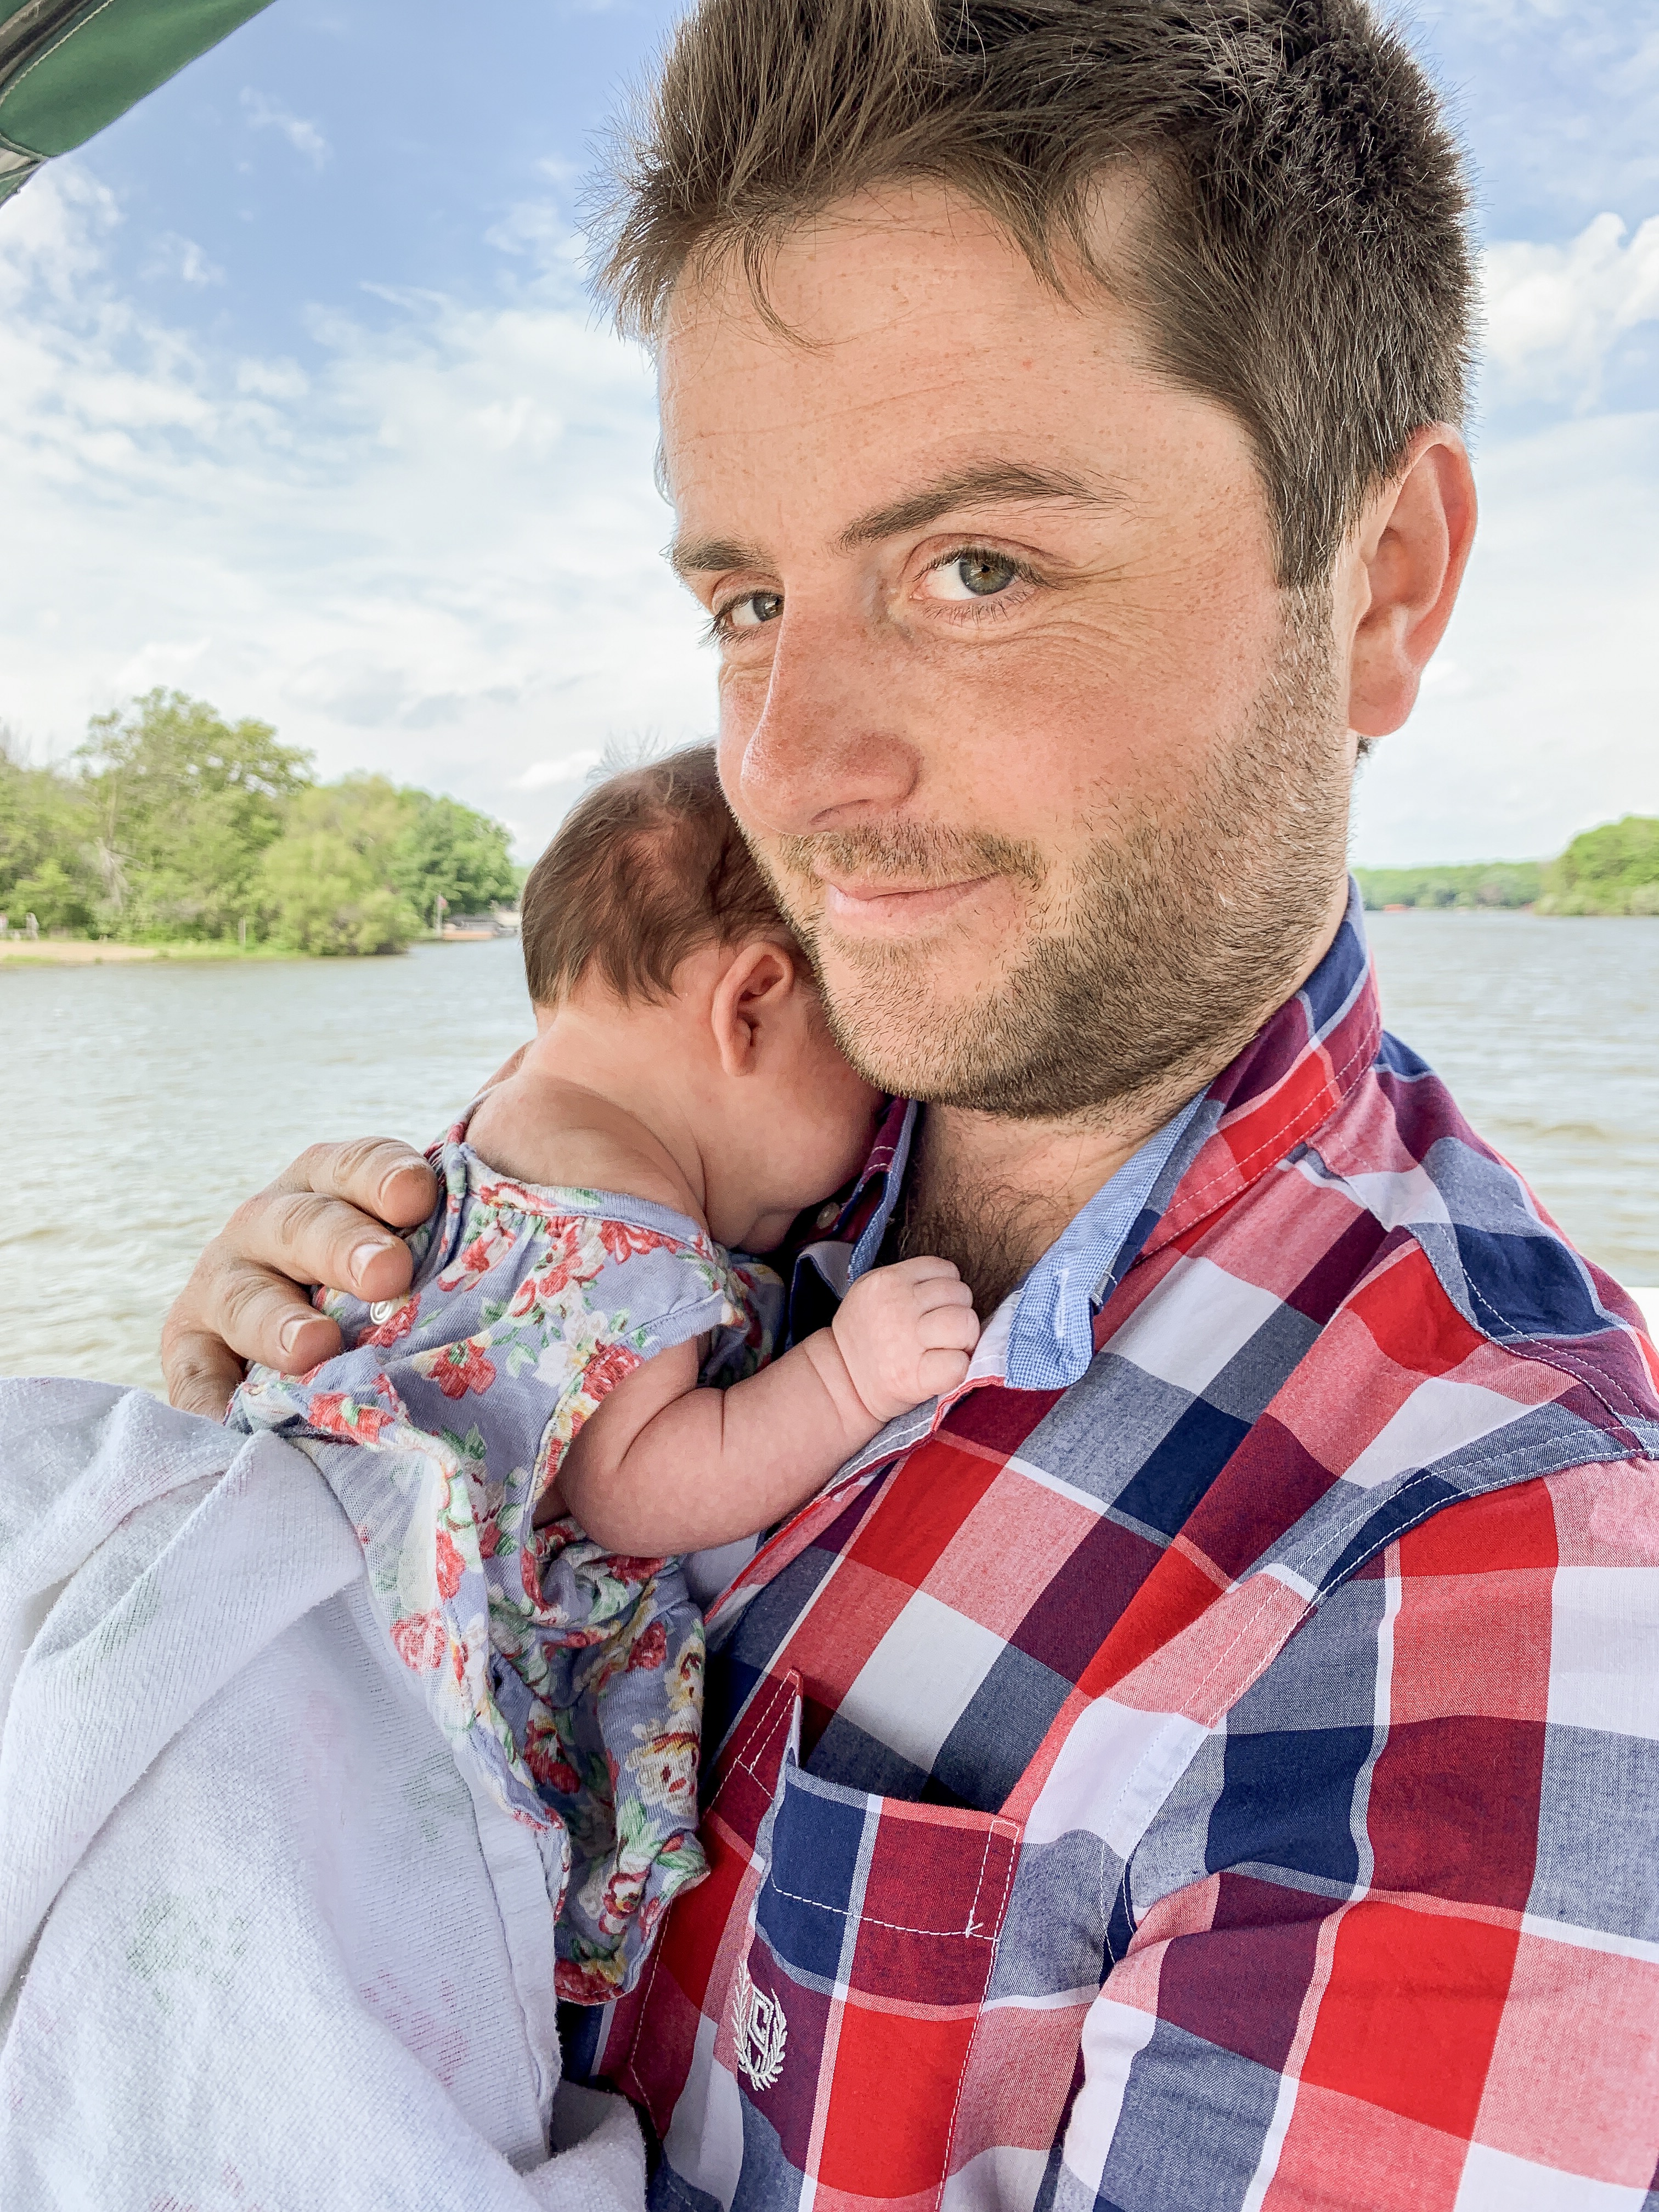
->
xmin=161 ymin=1140 xmax=438 ymax=1417
xmin=830 ymin=1257 xmax=981 ymax=1424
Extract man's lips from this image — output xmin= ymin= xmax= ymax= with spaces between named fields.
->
xmin=817 ymin=872 xmax=1002 ymax=933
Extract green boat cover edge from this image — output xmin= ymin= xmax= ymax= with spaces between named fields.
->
xmin=0 ymin=0 xmax=276 ymax=167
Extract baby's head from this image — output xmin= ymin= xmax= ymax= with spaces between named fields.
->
xmin=519 ymin=746 xmax=883 ymax=1251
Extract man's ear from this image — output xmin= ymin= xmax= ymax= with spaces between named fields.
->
xmin=1344 ymin=425 xmax=1477 ymax=740
xmin=709 ymin=939 xmax=798 ymax=1079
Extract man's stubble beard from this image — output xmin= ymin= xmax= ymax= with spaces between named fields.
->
xmin=758 ymin=583 xmax=1351 ymax=1128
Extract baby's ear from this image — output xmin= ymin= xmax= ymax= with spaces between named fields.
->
xmin=709 ymin=938 xmax=798 ymax=1077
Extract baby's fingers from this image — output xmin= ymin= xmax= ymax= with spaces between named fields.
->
xmin=911 ymin=1272 xmax=976 ymax=1315
xmin=917 ymin=1302 xmax=981 ymax=1354
xmin=883 ymin=1254 xmax=963 ymax=1290
xmin=915 ymin=1346 xmax=973 ymax=1398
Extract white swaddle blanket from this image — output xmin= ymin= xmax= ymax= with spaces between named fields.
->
xmin=0 ymin=1379 xmax=646 ymax=2210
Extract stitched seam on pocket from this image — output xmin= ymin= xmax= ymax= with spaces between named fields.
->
xmin=761 ymin=1880 xmax=999 ymax=1941
xmin=1099 ymin=1835 xmax=1116 ymax=1966
xmin=964 ymin=1821 xmax=1002 ymax=1938
xmin=939 ymin=1828 xmax=1022 ymax=2203
xmin=706 ymin=1670 xmax=795 ymax=1820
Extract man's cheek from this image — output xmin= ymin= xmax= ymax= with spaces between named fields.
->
xmin=733 ymin=831 xmax=821 ymax=939
xmin=716 ymin=662 xmax=770 ymax=742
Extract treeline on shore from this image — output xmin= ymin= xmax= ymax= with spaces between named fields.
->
xmin=1356 ymin=815 xmax=1659 ymax=917
xmin=0 ymin=690 xmax=518 ymax=956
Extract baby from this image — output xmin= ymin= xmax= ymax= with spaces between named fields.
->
xmin=229 ymin=745 xmax=977 ymax=2004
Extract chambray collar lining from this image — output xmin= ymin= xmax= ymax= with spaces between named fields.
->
xmin=836 ymin=1089 xmax=1206 ymax=1393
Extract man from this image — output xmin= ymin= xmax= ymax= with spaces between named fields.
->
xmin=164 ymin=2 xmax=1659 ymax=2204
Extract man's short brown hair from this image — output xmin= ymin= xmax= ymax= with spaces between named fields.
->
xmin=520 ymin=743 xmax=797 ymax=1008
xmin=595 ymin=0 xmax=1474 ymax=587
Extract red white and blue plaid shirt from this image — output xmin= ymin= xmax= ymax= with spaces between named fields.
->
xmin=573 ymin=885 xmax=1659 ymax=2209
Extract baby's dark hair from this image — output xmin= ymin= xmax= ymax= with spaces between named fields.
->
xmin=520 ymin=744 xmax=800 ymax=1008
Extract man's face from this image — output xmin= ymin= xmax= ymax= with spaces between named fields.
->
xmin=659 ymin=185 xmax=1355 ymax=1116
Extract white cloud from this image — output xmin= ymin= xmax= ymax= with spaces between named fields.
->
xmin=0 ymin=162 xmax=118 ymax=304
xmin=0 ymin=164 xmax=713 ymax=850
xmin=485 ymin=194 xmax=585 ymax=271
xmin=142 ymin=232 xmax=224 ymax=287
xmin=235 ymin=356 xmax=309 ymax=401
xmin=516 ymin=750 xmax=602 ymax=790
xmin=1482 ymin=212 xmax=1659 ymax=404
xmin=240 ymin=90 xmax=331 ymax=171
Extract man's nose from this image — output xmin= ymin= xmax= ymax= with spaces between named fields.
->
xmin=725 ymin=603 xmax=920 ymax=838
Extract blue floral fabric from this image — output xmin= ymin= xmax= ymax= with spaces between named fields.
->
xmin=229 ymin=1111 xmax=783 ymax=2002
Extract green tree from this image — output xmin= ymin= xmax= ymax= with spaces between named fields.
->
xmin=1541 ymin=816 xmax=1659 ymax=916
xmin=1353 ymin=862 xmax=1543 ymax=912
xmin=391 ymin=791 xmax=517 ymax=926
xmin=255 ymin=777 xmax=421 ymax=955
xmin=0 ymin=727 xmax=100 ymax=930
xmin=1 ymin=693 xmax=521 ymax=955
xmin=78 ymin=689 xmax=313 ymax=940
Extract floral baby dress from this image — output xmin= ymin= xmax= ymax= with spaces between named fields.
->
xmin=229 ymin=1107 xmax=782 ymax=2004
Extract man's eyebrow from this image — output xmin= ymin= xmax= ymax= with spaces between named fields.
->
xmin=667 ymin=534 xmax=769 ymax=579
xmin=667 ymin=462 xmax=1125 ymax=578
xmin=834 ymin=462 xmax=1126 ymax=550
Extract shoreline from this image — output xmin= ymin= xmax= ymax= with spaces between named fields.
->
xmin=1366 ymin=907 xmax=1659 ymax=919
xmin=0 ymin=935 xmax=516 ymax=967
xmin=0 ymin=940 xmax=298 ymax=966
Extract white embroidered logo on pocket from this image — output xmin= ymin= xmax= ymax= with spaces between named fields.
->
xmin=732 ymin=1958 xmax=787 ymax=2092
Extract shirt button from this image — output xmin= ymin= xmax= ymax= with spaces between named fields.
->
xmin=816 ymin=1204 xmax=840 ymax=1229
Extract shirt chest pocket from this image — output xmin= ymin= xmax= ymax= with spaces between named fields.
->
xmin=693 ymin=1683 xmax=1023 ymax=2204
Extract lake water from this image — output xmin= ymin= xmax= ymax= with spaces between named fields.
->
xmin=3 ymin=913 xmax=1656 ymax=1392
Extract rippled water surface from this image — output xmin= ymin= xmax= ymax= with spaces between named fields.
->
xmin=3 ymin=915 xmax=1656 ymax=1392
xmin=3 ymin=940 xmax=535 ymax=1391
xmin=1367 ymin=913 xmax=1659 ymax=1289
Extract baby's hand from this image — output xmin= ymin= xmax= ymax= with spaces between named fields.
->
xmin=831 ymin=1257 xmax=980 ymax=1424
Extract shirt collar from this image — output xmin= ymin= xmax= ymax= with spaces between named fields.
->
xmin=794 ymin=879 xmax=1379 ymax=1392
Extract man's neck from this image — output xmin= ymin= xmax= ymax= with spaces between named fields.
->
xmin=898 ymin=1097 xmax=1171 ymax=1316
xmin=899 ymin=873 xmax=1353 ymax=1316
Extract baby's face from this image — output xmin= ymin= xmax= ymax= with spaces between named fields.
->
xmin=712 ymin=997 xmax=886 ymax=1254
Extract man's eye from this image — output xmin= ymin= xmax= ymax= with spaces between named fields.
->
xmin=927 ymin=551 xmax=1022 ymax=601
xmin=724 ymin=590 xmax=783 ymax=630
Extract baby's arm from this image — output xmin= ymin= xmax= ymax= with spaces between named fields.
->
xmin=556 ymin=1259 xmax=979 ymax=1554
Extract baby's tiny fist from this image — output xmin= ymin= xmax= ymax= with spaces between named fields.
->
xmin=832 ymin=1256 xmax=981 ymax=1424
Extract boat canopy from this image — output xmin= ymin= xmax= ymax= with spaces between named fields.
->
xmin=1 ymin=0 xmax=275 ymax=206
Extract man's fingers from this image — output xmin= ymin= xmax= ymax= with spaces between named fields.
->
xmin=159 ymin=1135 xmax=435 ymax=1408
xmin=228 ymin=1188 xmax=417 ymax=1308
xmin=277 ymin=1137 xmax=436 ymax=1227
xmin=160 ymin=1325 xmax=246 ymax=1419
xmin=239 ymin=1136 xmax=432 ymax=1308
xmin=215 ymin=1256 xmax=348 ymax=1373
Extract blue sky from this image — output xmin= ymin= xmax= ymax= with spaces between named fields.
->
xmin=1 ymin=0 xmax=1655 ymax=864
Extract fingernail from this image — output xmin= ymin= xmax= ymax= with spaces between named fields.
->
xmin=350 ymin=1239 xmax=390 ymax=1284
xmin=279 ymin=1314 xmax=310 ymax=1354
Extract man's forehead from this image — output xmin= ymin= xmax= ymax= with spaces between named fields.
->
xmin=656 ymin=186 xmax=1127 ymax=435
xmin=654 ymin=183 xmax=1256 ymax=565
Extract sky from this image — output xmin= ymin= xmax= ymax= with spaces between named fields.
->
xmin=0 ymin=0 xmax=1654 ymax=866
